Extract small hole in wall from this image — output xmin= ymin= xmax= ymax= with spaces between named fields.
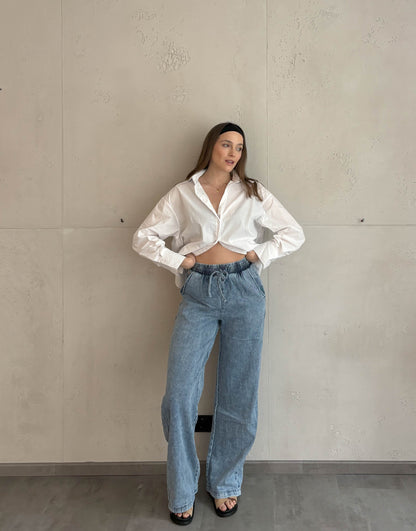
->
xmin=195 ymin=415 xmax=213 ymax=432
xmin=120 ymin=218 xmax=124 ymax=223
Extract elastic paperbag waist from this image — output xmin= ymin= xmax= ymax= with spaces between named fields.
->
xmin=191 ymin=257 xmax=251 ymax=275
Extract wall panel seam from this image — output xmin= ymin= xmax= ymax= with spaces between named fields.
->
xmin=60 ymin=0 xmax=65 ymax=463
xmin=265 ymin=0 xmax=271 ymax=461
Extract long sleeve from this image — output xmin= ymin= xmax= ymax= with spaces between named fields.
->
xmin=132 ymin=193 xmax=185 ymax=275
xmin=253 ymin=186 xmax=305 ymax=269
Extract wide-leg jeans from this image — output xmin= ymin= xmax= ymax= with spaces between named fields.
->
xmin=161 ymin=257 xmax=266 ymax=514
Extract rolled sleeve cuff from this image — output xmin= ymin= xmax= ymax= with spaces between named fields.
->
xmin=252 ymin=242 xmax=271 ymax=269
xmin=158 ymin=248 xmax=186 ymax=275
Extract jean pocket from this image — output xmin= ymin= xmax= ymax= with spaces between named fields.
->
xmin=180 ymin=270 xmax=195 ymax=295
xmin=247 ymin=267 xmax=266 ymax=297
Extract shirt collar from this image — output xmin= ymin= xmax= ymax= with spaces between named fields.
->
xmin=190 ymin=168 xmax=241 ymax=184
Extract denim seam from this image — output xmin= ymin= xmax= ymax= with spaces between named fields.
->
xmin=247 ymin=267 xmax=266 ymax=297
xmin=180 ymin=270 xmax=195 ymax=295
xmin=206 ymin=335 xmax=221 ymax=490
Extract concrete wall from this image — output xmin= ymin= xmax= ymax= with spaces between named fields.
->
xmin=0 ymin=0 xmax=415 ymax=463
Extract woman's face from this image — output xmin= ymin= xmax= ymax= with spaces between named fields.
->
xmin=209 ymin=131 xmax=244 ymax=173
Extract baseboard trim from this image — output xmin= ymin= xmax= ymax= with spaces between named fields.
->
xmin=0 ymin=460 xmax=415 ymax=476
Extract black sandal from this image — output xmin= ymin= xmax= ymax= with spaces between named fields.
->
xmin=169 ymin=500 xmax=195 ymax=526
xmin=208 ymin=492 xmax=238 ymax=517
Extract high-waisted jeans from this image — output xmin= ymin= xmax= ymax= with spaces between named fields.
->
xmin=161 ymin=257 xmax=266 ymax=514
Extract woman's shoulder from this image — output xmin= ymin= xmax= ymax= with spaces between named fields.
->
xmin=245 ymin=179 xmax=271 ymax=201
xmin=159 ymin=178 xmax=193 ymax=203
xmin=170 ymin=177 xmax=193 ymax=193
xmin=251 ymin=179 xmax=268 ymax=193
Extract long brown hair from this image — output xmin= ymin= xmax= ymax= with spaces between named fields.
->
xmin=185 ymin=122 xmax=263 ymax=201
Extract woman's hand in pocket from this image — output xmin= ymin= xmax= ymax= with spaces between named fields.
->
xmin=245 ymin=250 xmax=259 ymax=263
xmin=181 ymin=253 xmax=196 ymax=270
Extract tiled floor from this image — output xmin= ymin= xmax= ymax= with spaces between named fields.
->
xmin=0 ymin=472 xmax=416 ymax=530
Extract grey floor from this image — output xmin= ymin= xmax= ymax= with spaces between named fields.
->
xmin=1 ymin=472 xmax=416 ymax=530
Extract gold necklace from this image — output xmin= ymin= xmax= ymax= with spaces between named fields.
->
xmin=201 ymin=178 xmax=230 ymax=192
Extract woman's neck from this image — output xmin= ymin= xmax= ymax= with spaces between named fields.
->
xmin=201 ymin=168 xmax=231 ymax=188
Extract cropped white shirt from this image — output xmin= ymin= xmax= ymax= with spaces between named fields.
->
xmin=132 ymin=169 xmax=305 ymax=288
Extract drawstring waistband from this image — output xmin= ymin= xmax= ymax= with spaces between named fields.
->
xmin=190 ymin=257 xmax=251 ymax=303
xmin=208 ymin=270 xmax=229 ymax=301
xmin=191 ymin=256 xmax=251 ymax=275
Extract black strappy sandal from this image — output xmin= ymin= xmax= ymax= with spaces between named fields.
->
xmin=169 ymin=500 xmax=195 ymax=526
xmin=208 ymin=492 xmax=238 ymax=517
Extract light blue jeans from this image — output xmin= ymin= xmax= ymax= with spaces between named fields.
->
xmin=161 ymin=257 xmax=266 ymax=514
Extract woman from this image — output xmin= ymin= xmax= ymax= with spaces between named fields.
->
xmin=132 ymin=122 xmax=305 ymax=525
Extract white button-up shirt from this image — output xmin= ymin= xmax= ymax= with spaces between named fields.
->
xmin=132 ymin=169 xmax=305 ymax=288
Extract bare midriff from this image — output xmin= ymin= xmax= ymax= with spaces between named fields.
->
xmin=195 ymin=242 xmax=245 ymax=265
